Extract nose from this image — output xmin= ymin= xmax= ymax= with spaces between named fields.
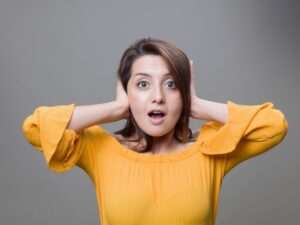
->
xmin=152 ymin=87 xmax=165 ymax=104
xmin=152 ymin=96 xmax=164 ymax=104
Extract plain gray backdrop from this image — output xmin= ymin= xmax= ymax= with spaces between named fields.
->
xmin=0 ymin=0 xmax=299 ymax=225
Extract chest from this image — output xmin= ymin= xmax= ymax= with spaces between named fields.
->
xmin=98 ymin=155 xmax=217 ymax=225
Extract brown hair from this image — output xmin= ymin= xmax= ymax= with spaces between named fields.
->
xmin=114 ymin=37 xmax=193 ymax=153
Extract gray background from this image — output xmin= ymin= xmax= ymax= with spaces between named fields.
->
xmin=0 ymin=0 xmax=299 ymax=224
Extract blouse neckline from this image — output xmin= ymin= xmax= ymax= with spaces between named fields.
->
xmin=102 ymin=128 xmax=203 ymax=163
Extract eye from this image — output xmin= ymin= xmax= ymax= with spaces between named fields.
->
xmin=165 ymin=80 xmax=177 ymax=89
xmin=137 ymin=80 xmax=149 ymax=88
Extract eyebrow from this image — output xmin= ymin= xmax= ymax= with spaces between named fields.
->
xmin=134 ymin=72 xmax=172 ymax=77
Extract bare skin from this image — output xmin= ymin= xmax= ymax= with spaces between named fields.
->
xmin=67 ymin=56 xmax=227 ymax=155
xmin=111 ymin=55 xmax=203 ymax=155
xmin=111 ymin=130 xmax=199 ymax=155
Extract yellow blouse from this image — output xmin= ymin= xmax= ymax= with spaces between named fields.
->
xmin=22 ymin=100 xmax=288 ymax=225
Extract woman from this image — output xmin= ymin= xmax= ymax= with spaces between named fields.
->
xmin=22 ymin=38 xmax=288 ymax=225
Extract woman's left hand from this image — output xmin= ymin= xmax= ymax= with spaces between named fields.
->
xmin=189 ymin=60 xmax=200 ymax=119
xmin=189 ymin=60 xmax=228 ymax=123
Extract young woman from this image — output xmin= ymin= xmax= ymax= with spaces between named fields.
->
xmin=22 ymin=38 xmax=288 ymax=225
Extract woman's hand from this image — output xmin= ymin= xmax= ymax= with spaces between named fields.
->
xmin=189 ymin=60 xmax=228 ymax=123
xmin=189 ymin=60 xmax=201 ymax=119
xmin=115 ymin=77 xmax=130 ymax=119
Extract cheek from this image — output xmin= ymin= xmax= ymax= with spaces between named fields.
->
xmin=127 ymin=91 xmax=147 ymax=113
xmin=170 ymin=95 xmax=183 ymax=115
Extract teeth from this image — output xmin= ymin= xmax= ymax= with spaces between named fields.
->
xmin=149 ymin=111 xmax=164 ymax=116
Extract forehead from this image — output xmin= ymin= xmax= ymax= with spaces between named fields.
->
xmin=131 ymin=55 xmax=170 ymax=76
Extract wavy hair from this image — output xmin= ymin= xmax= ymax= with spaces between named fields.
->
xmin=114 ymin=37 xmax=193 ymax=153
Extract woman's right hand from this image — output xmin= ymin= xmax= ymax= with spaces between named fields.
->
xmin=115 ymin=78 xmax=130 ymax=120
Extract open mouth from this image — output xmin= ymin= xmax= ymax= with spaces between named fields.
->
xmin=148 ymin=111 xmax=166 ymax=118
xmin=148 ymin=111 xmax=166 ymax=125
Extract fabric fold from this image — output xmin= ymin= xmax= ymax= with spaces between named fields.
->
xmin=199 ymin=100 xmax=282 ymax=155
xmin=22 ymin=103 xmax=81 ymax=172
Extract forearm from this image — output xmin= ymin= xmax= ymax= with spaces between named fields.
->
xmin=67 ymin=101 xmax=125 ymax=133
xmin=191 ymin=98 xmax=228 ymax=124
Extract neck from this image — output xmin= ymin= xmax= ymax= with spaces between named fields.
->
xmin=149 ymin=130 xmax=178 ymax=154
xmin=129 ymin=130 xmax=180 ymax=154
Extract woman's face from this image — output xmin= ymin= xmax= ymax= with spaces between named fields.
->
xmin=127 ymin=55 xmax=183 ymax=137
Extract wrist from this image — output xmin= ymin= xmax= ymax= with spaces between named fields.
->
xmin=191 ymin=97 xmax=208 ymax=120
xmin=113 ymin=101 xmax=129 ymax=120
xmin=191 ymin=98 xmax=228 ymax=123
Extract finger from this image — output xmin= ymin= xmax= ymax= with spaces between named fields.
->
xmin=117 ymin=77 xmax=123 ymax=89
xmin=117 ymin=76 xmax=121 ymax=84
xmin=189 ymin=60 xmax=196 ymax=95
xmin=189 ymin=60 xmax=194 ymax=75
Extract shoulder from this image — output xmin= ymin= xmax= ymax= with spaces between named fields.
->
xmin=110 ymin=129 xmax=201 ymax=141
xmin=109 ymin=132 xmax=126 ymax=141
xmin=82 ymin=125 xmax=113 ymax=141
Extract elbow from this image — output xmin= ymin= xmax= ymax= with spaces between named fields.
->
xmin=268 ymin=109 xmax=289 ymax=141
xmin=280 ymin=116 xmax=288 ymax=138
xmin=274 ymin=109 xmax=288 ymax=134
xmin=244 ymin=104 xmax=289 ymax=141
xmin=22 ymin=114 xmax=34 ymax=135
xmin=22 ymin=115 xmax=34 ymax=140
xmin=22 ymin=114 xmax=42 ymax=149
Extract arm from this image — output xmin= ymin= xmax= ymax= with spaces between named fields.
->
xmin=196 ymin=100 xmax=288 ymax=175
xmin=66 ymin=101 xmax=127 ymax=134
xmin=22 ymin=78 xmax=129 ymax=173
xmin=67 ymin=78 xmax=129 ymax=133
xmin=190 ymin=97 xmax=228 ymax=124
xmin=189 ymin=60 xmax=288 ymax=175
xmin=189 ymin=60 xmax=228 ymax=124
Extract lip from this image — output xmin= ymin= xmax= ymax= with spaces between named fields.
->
xmin=148 ymin=114 xmax=166 ymax=125
xmin=148 ymin=109 xmax=166 ymax=115
xmin=147 ymin=109 xmax=166 ymax=125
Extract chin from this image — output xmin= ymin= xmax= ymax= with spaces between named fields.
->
xmin=141 ymin=127 xmax=174 ymax=138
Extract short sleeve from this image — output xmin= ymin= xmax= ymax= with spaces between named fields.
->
xmin=198 ymin=100 xmax=289 ymax=175
xmin=22 ymin=103 xmax=97 ymax=176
